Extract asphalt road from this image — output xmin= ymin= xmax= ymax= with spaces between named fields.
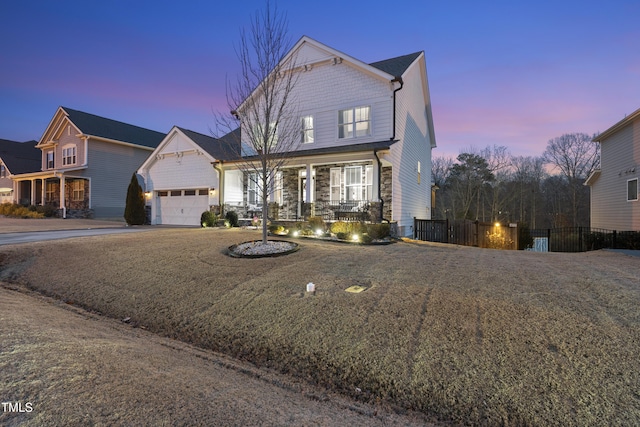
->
xmin=0 ymin=227 xmax=154 ymax=246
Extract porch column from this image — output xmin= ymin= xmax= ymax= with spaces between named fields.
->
xmin=30 ymin=179 xmax=36 ymax=205
xmin=305 ymin=163 xmax=312 ymax=206
xmin=372 ymin=161 xmax=380 ymax=202
xmin=41 ymin=179 xmax=46 ymax=206
xmin=59 ymin=175 xmax=66 ymax=218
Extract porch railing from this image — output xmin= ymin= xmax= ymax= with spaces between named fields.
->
xmin=223 ymin=200 xmax=379 ymax=222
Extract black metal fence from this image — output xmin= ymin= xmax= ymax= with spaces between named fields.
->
xmin=529 ymin=227 xmax=640 ymax=252
xmin=414 ymin=220 xmax=640 ymax=252
xmin=413 ymin=219 xmax=518 ymax=250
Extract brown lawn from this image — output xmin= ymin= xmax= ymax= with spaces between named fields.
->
xmin=1 ymin=224 xmax=639 ymax=425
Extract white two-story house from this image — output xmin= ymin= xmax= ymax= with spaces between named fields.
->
xmin=11 ymin=106 xmax=165 ymax=219
xmin=222 ymin=36 xmax=436 ymax=236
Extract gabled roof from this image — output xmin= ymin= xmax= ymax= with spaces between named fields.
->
xmin=369 ymin=52 xmax=422 ymax=77
xmin=593 ymin=107 xmax=640 ymax=142
xmin=46 ymin=107 xmax=165 ymax=148
xmin=0 ymin=139 xmax=41 ymax=174
xmin=177 ymin=127 xmax=241 ymax=161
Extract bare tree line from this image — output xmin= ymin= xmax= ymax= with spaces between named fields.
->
xmin=432 ymin=133 xmax=600 ymax=229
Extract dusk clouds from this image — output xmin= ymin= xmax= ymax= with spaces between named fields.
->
xmin=1 ymin=0 xmax=637 ymax=158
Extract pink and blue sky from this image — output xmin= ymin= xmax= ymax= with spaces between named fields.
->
xmin=1 ymin=0 xmax=638 ymax=159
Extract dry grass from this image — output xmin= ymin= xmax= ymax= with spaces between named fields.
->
xmin=1 ymin=227 xmax=639 ymax=425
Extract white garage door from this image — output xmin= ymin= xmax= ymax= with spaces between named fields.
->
xmin=156 ymin=189 xmax=209 ymax=226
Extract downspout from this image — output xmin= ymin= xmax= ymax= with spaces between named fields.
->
xmin=390 ymin=76 xmax=404 ymax=141
xmin=377 ymin=76 xmax=404 ymax=224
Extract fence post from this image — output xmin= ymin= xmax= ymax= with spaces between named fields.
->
xmin=413 ymin=217 xmax=417 ymax=239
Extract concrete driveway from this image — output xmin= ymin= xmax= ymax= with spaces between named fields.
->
xmin=0 ymin=218 xmax=155 ymax=246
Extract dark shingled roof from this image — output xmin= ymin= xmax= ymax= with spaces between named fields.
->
xmin=62 ymin=107 xmax=165 ymax=149
xmin=369 ymin=51 xmax=422 ymax=77
xmin=177 ymin=127 xmax=241 ymax=161
xmin=239 ymin=139 xmax=396 ymax=162
xmin=0 ymin=139 xmax=41 ymax=174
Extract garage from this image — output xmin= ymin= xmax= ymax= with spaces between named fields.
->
xmin=156 ymin=189 xmax=209 ymax=226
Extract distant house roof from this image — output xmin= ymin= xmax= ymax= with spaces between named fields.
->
xmin=62 ymin=107 xmax=165 ymax=148
xmin=177 ymin=127 xmax=241 ymax=161
xmin=0 ymin=139 xmax=40 ymax=174
xmin=593 ymin=107 xmax=640 ymax=142
xmin=369 ymin=52 xmax=422 ymax=77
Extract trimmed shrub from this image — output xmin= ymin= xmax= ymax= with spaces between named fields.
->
xmin=330 ymin=221 xmax=349 ymax=234
xmin=268 ymin=224 xmax=285 ymax=234
xmin=366 ymin=223 xmax=390 ymax=240
xmin=124 ymin=173 xmax=146 ymax=225
xmin=200 ymin=211 xmax=217 ymax=227
xmin=225 ymin=210 xmax=239 ymax=227
xmin=0 ymin=203 xmax=44 ymax=218
xmin=308 ymin=216 xmax=325 ymax=232
xmin=35 ymin=204 xmax=57 ymax=217
xmin=336 ymin=232 xmax=349 ymax=240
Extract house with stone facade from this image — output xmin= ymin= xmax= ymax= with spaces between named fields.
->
xmin=11 ymin=106 xmax=165 ymax=219
xmin=218 ymin=36 xmax=437 ymax=236
xmin=586 ymin=107 xmax=640 ymax=230
xmin=0 ymin=139 xmax=41 ymax=204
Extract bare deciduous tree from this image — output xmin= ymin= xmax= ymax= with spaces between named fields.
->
xmin=215 ymin=0 xmax=300 ymax=243
xmin=543 ymin=133 xmax=600 ymax=226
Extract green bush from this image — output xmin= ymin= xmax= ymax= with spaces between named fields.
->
xmin=225 ymin=210 xmax=239 ymax=227
xmin=35 ymin=205 xmax=57 ymax=217
xmin=200 ymin=211 xmax=217 ymax=227
xmin=124 ymin=173 xmax=146 ymax=225
xmin=330 ymin=221 xmax=349 ymax=234
xmin=336 ymin=232 xmax=349 ymax=240
xmin=0 ymin=203 xmax=44 ymax=218
xmin=308 ymin=216 xmax=325 ymax=232
xmin=268 ymin=224 xmax=285 ymax=234
xmin=366 ymin=223 xmax=390 ymax=239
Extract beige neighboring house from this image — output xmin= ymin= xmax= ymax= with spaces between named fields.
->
xmin=586 ymin=107 xmax=640 ymax=230
xmin=11 ymin=107 xmax=165 ymax=219
xmin=0 ymin=139 xmax=41 ymax=204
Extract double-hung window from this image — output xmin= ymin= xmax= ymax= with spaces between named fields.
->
xmin=0 ymin=163 xmax=6 ymax=178
xmin=46 ymin=151 xmax=55 ymax=169
xmin=301 ymin=115 xmax=314 ymax=143
xmin=62 ymin=145 xmax=76 ymax=166
xmin=338 ymin=106 xmax=370 ymax=139
xmin=247 ymin=172 xmax=262 ymax=205
xmin=628 ymin=178 xmax=638 ymax=202
xmin=72 ymin=180 xmax=84 ymax=201
xmin=330 ymin=165 xmax=373 ymax=202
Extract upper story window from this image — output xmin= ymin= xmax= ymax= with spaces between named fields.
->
xmin=0 ymin=163 xmax=6 ymax=178
xmin=301 ymin=115 xmax=314 ymax=143
xmin=338 ymin=106 xmax=371 ymax=139
xmin=628 ymin=178 xmax=638 ymax=202
xmin=62 ymin=145 xmax=77 ymax=166
xmin=46 ymin=151 xmax=55 ymax=169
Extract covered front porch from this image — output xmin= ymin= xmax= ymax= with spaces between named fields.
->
xmin=11 ymin=172 xmax=92 ymax=218
xmin=220 ymin=156 xmax=392 ymax=223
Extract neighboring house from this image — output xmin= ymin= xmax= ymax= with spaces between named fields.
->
xmin=221 ymin=36 xmax=437 ymax=236
xmin=137 ymin=127 xmax=240 ymax=225
xmin=11 ymin=106 xmax=165 ymax=219
xmin=586 ymin=106 xmax=640 ymax=230
xmin=0 ymin=139 xmax=41 ymax=204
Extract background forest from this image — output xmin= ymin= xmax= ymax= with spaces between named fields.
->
xmin=432 ymin=132 xmax=600 ymax=229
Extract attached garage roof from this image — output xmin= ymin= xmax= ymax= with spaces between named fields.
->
xmin=177 ymin=127 xmax=241 ymax=161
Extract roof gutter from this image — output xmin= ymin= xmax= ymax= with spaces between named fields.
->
xmin=391 ymin=76 xmax=404 ymax=141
